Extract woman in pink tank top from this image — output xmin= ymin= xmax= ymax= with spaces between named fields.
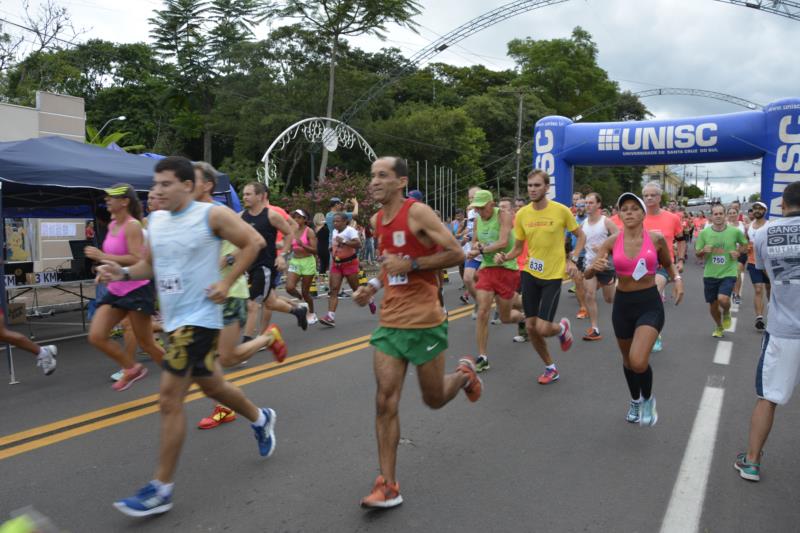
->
xmin=84 ymin=183 xmax=165 ymax=391
xmin=584 ymin=193 xmax=684 ymax=428
xmin=284 ymin=209 xmax=318 ymax=323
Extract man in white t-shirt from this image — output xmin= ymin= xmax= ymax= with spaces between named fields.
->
xmin=319 ymin=213 xmax=363 ymax=327
xmin=457 ymin=187 xmax=482 ymax=312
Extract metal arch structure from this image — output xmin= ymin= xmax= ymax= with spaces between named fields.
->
xmin=717 ymin=0 xmax=800 ymax=19
xmin=572 ymin=88 xmax=764 ymax=122
xmin=260 ymin=117 xmax=377 ymax=186
xmin=340 ymin=0 xmax=799 ymax=125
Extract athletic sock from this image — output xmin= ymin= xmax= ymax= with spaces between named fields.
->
xmin=151 ymin=480 xmax=174 ymax=498
xmin=329 ymin=311 xmax=335 ymax=319
xmin=37 ymin=347 xmax=47 ymax=356
xmin=639 ymin=365 xmax=653 ymax=400
xmin=623 ymin=367 xmax=641 ymax=400
xmin=254 ymin=409 xmax=267 ymax=427
xmin=545 ymin=364 xmax=556 ymax=371
xmin=559 ymin=322 xmax=566 ymax=336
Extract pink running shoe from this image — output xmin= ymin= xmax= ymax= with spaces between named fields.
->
xmin=558 ymin=318 xmax=573 ymax=352
xmin=112 ymin=364 xmax=148 ymax=391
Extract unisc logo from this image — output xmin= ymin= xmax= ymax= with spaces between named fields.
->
xmin=597 ymin=123 xmax=718 ymax=152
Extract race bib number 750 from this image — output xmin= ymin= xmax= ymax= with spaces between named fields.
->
xmin=711 ymin=255 xmax=726 ymax=265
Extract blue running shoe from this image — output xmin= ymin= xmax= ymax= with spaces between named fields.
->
xmin=252 ymin=407 xmax=277 ymax=457
xmin=625 ymin=400 xmax=640 ymax=423
xmin=113 ymin=482 xmax=173 ymax=517
xmin=651 ymin=335 xmax=663 ymax=353
xmin=639 ymin=396 xmax=658 ymax=427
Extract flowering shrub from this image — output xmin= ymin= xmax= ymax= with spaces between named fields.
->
xmin=282 ymin=167 xmax=380 ymax=225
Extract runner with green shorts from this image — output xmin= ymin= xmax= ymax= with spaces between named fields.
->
xmin=352 ymin=156 xmax=482 ymax=509
xmin=285 ymin=209 xmax=318 ymax=324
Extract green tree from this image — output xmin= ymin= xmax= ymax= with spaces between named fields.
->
xmin=281 ymin=0 xmax=422 ymax=181
xmin=148 ymin=0 xmax=272 ymax=162
xmin=748 ymin=192 xmax=761 ymax=203
xmin=85 ymin=125 xmax=145 ymax=152
xmin=366 ymin=103 xmax=488 ymax=193
xmin=683 ymin=184 xmax=705 ymax=199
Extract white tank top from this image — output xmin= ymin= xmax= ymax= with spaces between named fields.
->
xmin=149 ymin=201 xmax=222 ymax=332
xmin=582 ymin=215 xmax=609 ymax=264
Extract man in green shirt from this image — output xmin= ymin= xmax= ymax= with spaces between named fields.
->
xmin=696 ymin=202 xmax=748 ymax=338
xmin=466 ymin=190 xmax=524 ymax=372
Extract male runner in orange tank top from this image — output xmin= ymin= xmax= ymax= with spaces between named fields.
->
xmin=352 ymin=156 xmax=482 ymax=509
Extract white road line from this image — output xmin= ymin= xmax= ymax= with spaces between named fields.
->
xmin=725 ymin=317 xmax=737 ymax=333
xmin=660 ymin=381 xmax=726 ymax=533
xmin=713 ymin=341 xmax=733 ymax=365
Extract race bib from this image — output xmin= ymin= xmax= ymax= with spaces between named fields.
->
xmin=632 ymin=258 xmax=648 ymax=281
xmin=392 ymin=231 xmax=406 ymax=247
xmin=528 ymin=258 xmax=544 ymax=273
xmin=388 ymin=273 xmax=408 ymax=286
xmin=712 ymin=255 xmax=726 ymax=265
xmin=158 ymin=274 xmax=184 ymax=295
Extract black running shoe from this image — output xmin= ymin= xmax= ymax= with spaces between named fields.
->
xmin=291 ymin=307 xmax=308 ymax=330
xmin=755 ymin=316 xmax=765 ymax=331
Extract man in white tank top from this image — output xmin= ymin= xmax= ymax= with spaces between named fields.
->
xmin=99 ymin=156 xmax=279 ymax=518
xmin=580 ymin=192 xmax=619 ymax=341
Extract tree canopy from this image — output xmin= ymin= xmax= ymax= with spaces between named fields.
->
xmin=0 ymin=3 xmax=651 ymax=208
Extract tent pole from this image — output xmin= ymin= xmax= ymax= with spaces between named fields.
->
xmin=0 ymin=182 xmax=19 ymax=384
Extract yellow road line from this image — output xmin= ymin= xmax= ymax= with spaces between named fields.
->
xmin=0 ymin=305 xmax=475 ymax=460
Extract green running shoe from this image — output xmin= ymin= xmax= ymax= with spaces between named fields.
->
xmin=722 ymin=313 xmax=732 ymax=330
xmin=475 ymin=355 xmax=490 ymax=373
xmin=712 ymin=326 xmax=725 ymax=338
xmin=734 ymin=452 xmax=760 ymax=481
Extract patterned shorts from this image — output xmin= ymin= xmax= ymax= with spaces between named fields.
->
xmin=163 ymin=326 xmax=220 ymax=378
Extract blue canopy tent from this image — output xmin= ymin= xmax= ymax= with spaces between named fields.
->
xmin=0 ymin=136 xmax=234 ymax=382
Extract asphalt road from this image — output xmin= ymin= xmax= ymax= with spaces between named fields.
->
xmin=1 ymin=260 xmax=798 ymax=532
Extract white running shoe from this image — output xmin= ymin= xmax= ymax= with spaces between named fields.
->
xmin=308 ymin=313 xmax=319 ymax=325
xmin=36 ymin=345 xmax=57 ymax=376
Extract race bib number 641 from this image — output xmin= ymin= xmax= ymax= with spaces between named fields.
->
xmin=528 ymin=258 xmax=544 ymax=273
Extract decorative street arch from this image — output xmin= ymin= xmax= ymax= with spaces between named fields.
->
xmin=260 ymin=117 xmax=377 ymax=186
xmin=533 ymin=97 xmax=800 ymax=218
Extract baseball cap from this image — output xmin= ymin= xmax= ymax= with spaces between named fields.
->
xmin=292 ymin=209 xmax=308 ymax=219
xmin=616 ymin=192 xmax=646 ymax=211
xmin=104 ymin=184 xmax=131 ymax=197
xmin=753 ymin=201 xmax=767 ymax=209
xmin=468 ymin=190 xmax=493 ymax=208
xmin=329 ymin=197 xmax=342 ymax=205
xmin=408 ymin=189 xmax=423 ymax=201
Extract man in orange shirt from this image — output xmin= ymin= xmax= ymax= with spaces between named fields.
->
xmin=641 ymin=182 xmax=686 ymax=352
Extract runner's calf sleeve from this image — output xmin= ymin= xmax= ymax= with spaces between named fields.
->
xmin=623 ymin=366 xmax=641 ymax=400
xmin=639 ymin=365 xmax=653 ymax=400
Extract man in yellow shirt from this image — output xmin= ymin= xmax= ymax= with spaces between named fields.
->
xmin=496 ymin=170 xmax=585 ymax=385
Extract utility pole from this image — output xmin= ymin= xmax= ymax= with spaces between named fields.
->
xmin=499 ymin=89 xmax=530 ymax=201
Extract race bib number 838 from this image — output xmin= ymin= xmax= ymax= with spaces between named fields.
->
xmin=528 ymin=258 xmax=544 ymax=273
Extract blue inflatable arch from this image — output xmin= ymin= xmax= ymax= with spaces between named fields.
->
xmin=533 ymin=97 xmax=800 ymax=218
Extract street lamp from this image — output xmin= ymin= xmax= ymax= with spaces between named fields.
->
xmin=90 ymin=115 xmax=126 ymax=143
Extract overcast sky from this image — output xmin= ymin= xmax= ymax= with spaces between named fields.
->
xmin=3 ymin=0 xmax=798 ymax=200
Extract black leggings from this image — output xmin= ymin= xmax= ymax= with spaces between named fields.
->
xmin=611 ymin=286 xmax=664 ymax=340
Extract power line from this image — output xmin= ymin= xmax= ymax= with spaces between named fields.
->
xmin=0 ymin=15 xmax=81 ymax=47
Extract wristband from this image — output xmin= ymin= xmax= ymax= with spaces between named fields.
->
xmin=367 ymin=278 xmax=383 ymax=291
xmin=674 ymin=275 xmax=683 ymax=281
xmin=225 ymin=254 xmax=235 ymax=266
xmin=121 ymin=267 xmax=131 ymax=281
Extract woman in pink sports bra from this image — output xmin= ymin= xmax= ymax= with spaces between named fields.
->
xmin=285 ymin=209 xmax=318 ymax=324
xmin=585 ymin=192 xmax=683 ymax=428
xmin=85 ymin=184 xmax=165 ymax=392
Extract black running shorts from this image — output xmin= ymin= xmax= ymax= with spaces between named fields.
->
xmin=162 ymin=326 xmax=220 ymax=378
xmin=521 ymin=271 xmax=562 ymax=323
xmin=611 ymin=286 xmax=664 ymax=340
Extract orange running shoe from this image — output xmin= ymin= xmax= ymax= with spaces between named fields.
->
xmin=197 ymin=404 xmax=236 ymax=429
xmin=360 ymin=475 xmax=403 ymax=509
xmin=264 ymin=324 xmax=287 ymax=363
xmin=457 ymin=357 xmax=483 ymax=402
xmin=576 ymin=308 xmax=588 ymax=319
xmin=582 ymin=327 xmax=603 ymax=341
